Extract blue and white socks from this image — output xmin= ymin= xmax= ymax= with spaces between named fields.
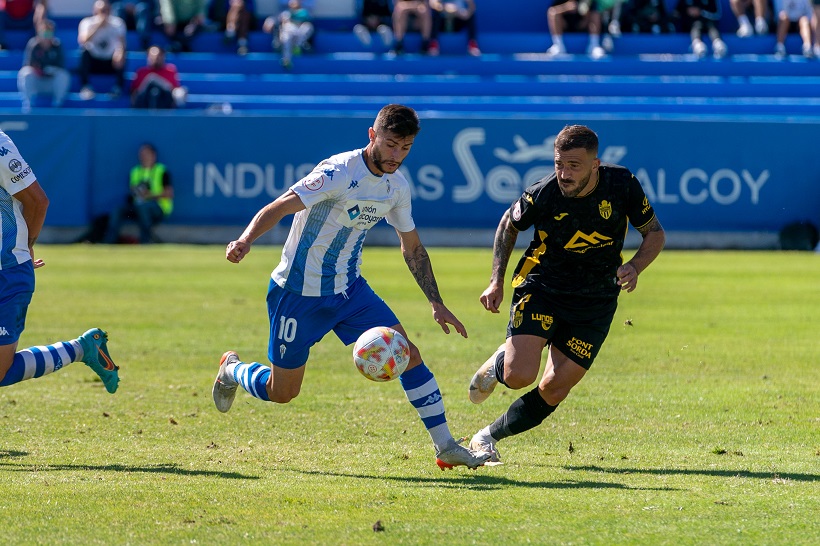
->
xmin=225 ymin=359 xmax=271 ymax=401
xmin=0 ymin=340 xmax=82 ymax=387
xmin=399 ymin=363 xmax=454 ymax=451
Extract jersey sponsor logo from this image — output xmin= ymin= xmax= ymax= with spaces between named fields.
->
xmin=0 ymin=326 xmax=8 ymax=336
xmin=599 ymin=200 xmax=612 ymax=220
xmin=531 ymin=313 xmax=553 ymax=331
xmin=8 ymin=159 xmax=22 ymax=173
xmin=322 ymin=167 xmax=335 ymax=179
xmin=564 ymin=231 xmax=614 ymax=253
xmin=303 ymin=174 xmax=324 ymax=191
xmin=566 ymin=336 xmax=593 ymax=360
xmin=336 ymin=200 xmax=390 ymax=230
xmin=0 ymin=147 xmax=9 ymax=157
xmin=9 ymin=166 xmax=32 ymax=184
xmin=512 ymin=200 xmax=522 ymax=221
xmin=348 ymin=180 xmax=359 ymax=189
xmin=554 ymin=212 xmax=568 ymax=221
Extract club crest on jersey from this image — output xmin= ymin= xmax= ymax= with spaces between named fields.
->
xmin=303 ymin=174 xmax=324 ymax=191
xmin=599 ymin=200 xmax=612 ymax=220
xmin=513 ymin=311 xmax=523 ymax=328
xmin=8 ymin=159 xmax=22 ymax=173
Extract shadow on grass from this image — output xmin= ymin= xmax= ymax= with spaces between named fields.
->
xmin=0 ymin=461 xmax=258 ymax=480
xmin=565 ymin=465 xmax=819 ymax=483
xmin=0 ymin=450 xmax=28 ymax=458
xmin=294 ymin=468 xmax=678 ymax=491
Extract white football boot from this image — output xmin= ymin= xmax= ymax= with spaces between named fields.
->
xmin=213 ymin=351 xmax=240 ymax=413
xmin=468 ymin=344 xmax=504 ymax=404
xmin=435 ymin=441 xmax=492 ymax=470
xmin=469 ymin=431 xmax=502 ymax=464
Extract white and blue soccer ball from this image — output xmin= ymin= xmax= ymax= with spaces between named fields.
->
xmin=353 ymin=326 xmax=410 ymax=382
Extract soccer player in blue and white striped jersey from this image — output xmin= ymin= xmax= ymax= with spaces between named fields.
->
xmin=212 ymin=104 xmax=490 ymax=470
xmin=0 ymin=131 xmax=120 ymax=394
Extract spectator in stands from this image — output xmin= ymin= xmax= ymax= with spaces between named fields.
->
xmin=131 ymin=44 xmax=187 ymax=108
xmin=17 ymin=17 xmax=67 ymax=111
xmin=263 ymin=0 xmax=313 ymax=68
xmin=354 ymin=0 xmax=394 ymax=49
xmin=730 ymin=0 xmax=769 ymax=36
xmin=619 ymin=0 xmax=675 ymax=34
xmin=0 ymin=0 xmax=47 ymax=50
xmin=78 ymin=0 xmax=127 ymax=100
xmin=391 ymin=0 xmax=432 ymax=54
xmin=104 ymin=143 xmax=174 ymax=244
xmin=112 ymin=1 xmax=157 ymax=50
xmin=773 ymin=0 xmax=814 ymax=58
xmin=813 ymin=0 xmax=820 ymax=56
xmin=546 ymin=0 xmax=613 ymax=59
xmin=210 ymin=0 xmax=255 ymax=55
xmin=428 ymin=0 xmax=480 ymax=56
xmin=159 ymin=0 xmax=207 ymax=52
xmin=674 ymin=0 xmax=727 ymax=59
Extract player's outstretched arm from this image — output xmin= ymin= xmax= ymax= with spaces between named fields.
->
xmin=617 ymin=216 xmax=665 ymax=292
xmin=397 ymin=228 xmax=468 ymax=338
xmin=480 ymin=210 xmax=519 ymax=313
xmin=226 ymin=189 xmax=306 ymax=263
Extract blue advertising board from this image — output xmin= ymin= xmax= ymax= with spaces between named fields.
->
xmin=2 ymin=112 xmax=817 ymax=233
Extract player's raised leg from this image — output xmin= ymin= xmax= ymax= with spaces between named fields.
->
xmin=470 ymin=345 xmax=585 ymax=460
xmin=0 ymin=328 xmax=119 ymax=393
xmin=392 ymin=324 xmax=491 ymax=470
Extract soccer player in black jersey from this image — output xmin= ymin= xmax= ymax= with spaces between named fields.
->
xmin=467 ymin=124 xmax=666 ymax=462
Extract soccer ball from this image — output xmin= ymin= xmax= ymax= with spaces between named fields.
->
xmin=353 ymin=326 xmax=410 ymax=382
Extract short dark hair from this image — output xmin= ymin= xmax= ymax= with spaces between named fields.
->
xmin=373 ymin=104 xmax=421 ymax=138
xmin=555 ymin=125 xmax=598 ymax=155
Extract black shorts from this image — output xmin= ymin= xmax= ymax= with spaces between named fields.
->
xmin=506 ymin=285 xmax=617 ymax=370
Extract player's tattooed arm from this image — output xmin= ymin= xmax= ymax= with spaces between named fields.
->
xmin=490 ymin=210 xmax=519 ymax=284
xmin=618 ymin=216 xmax=666 ymax=292
xmin=403 ymin=243 xmax=443 ymax=304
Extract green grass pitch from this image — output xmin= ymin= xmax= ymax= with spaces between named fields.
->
xmin=1 ymin=245 xmax=817 ymax=545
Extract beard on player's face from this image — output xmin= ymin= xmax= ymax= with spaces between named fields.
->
xmin=370 ymin=145 xmax=402 ymax=174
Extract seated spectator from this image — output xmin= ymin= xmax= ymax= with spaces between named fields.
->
xmin=731 ymin=0 xmax=769 ymax=36
xmin=674 ymin=0 xmax=727 ymax=58
xmin=391 ymin=0 xmax=432 ymax=54
xmin=104 ymin=143 xmax=174 ymax=244
xmin=112 ymin=1 xmax=157 ymax=50
xmin=160 ymin=0 xmax=207 ymax=52
xmin=353 ymin=0 xmax=394 ymax=49
xmin=210 ymin=0 xmax=256 ymax=55
xmin=263 ymin=0 xmax=313 ymax=68
xmin=131 ymin=44 xmax=186 ymax=108
xmin=813 ymin=0 xmax=820 ymax=56
xmin=17 ymin=17 xmax=67 ymax=111
xmin=546 ymin=0 xmax=611 ymax=59
xmin=773 ymin=0 xmax=813 ymax=58
xmin=78 ymin=0 xmax=127 ymax=100
xmin=0 ymin=0 xmax=47 ymax=50
xmin=428 ymin=0 xmax=480 ymax=56
xmin=619 ymin=0 xmax=675 ymax=33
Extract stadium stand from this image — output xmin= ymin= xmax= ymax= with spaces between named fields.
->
xmin=0 ymin=1 xmax=817 ymax=116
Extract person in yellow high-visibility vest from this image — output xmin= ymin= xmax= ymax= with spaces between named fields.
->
xmin=104 ymin=143 xmax=173 ymax=244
